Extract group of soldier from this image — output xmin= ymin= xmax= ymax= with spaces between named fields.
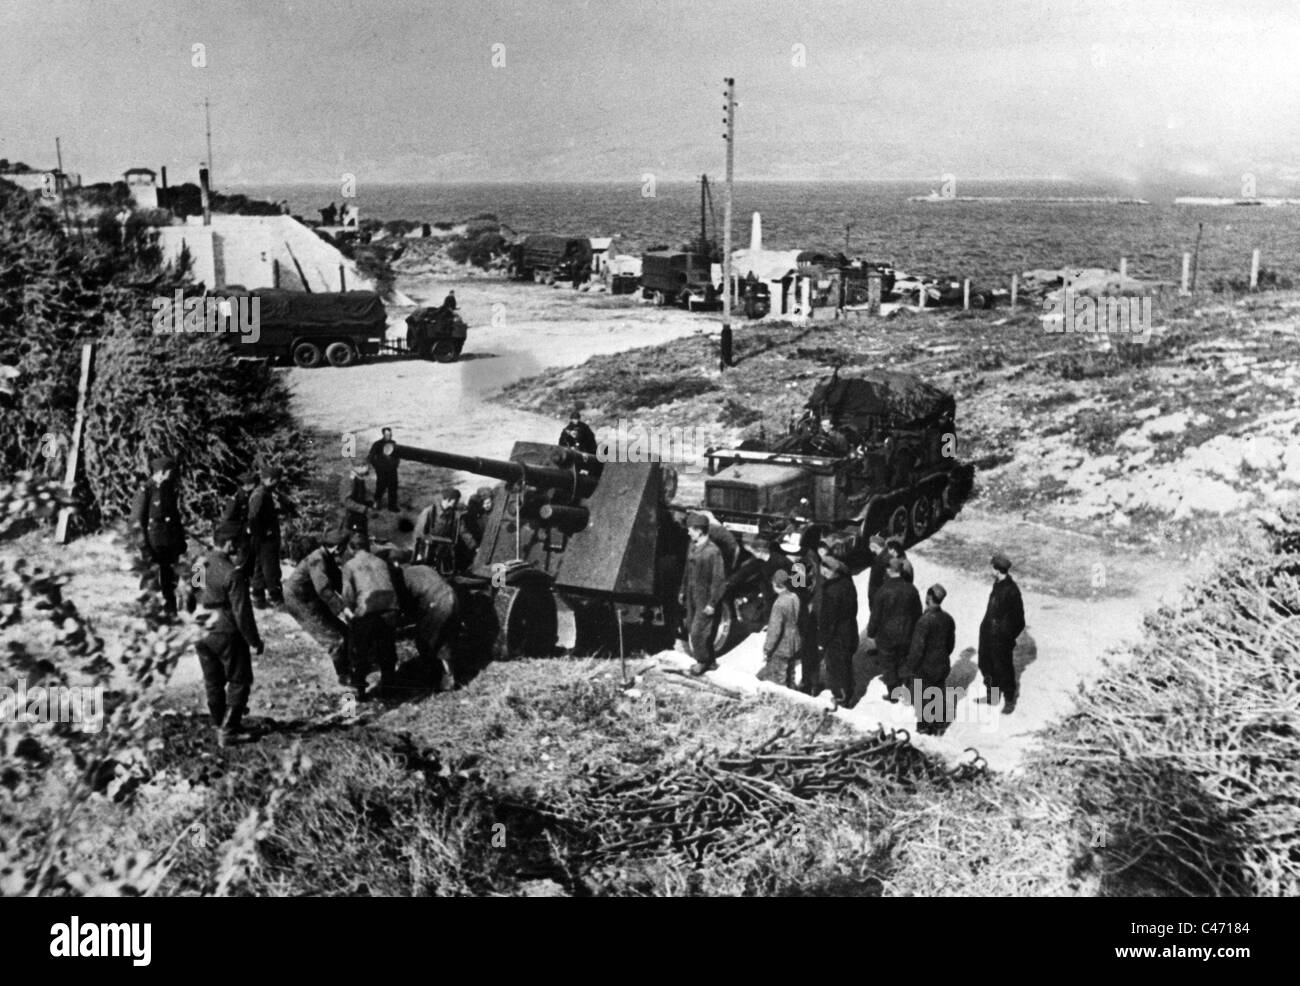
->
xmin=680 ymin=513 xmax=1026 ymax=733
xmin=131 ymin=434 xmax=475 ymax=748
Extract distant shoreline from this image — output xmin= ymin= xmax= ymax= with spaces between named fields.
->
xmin=909 ymin=194 xmax=1151 ymax=205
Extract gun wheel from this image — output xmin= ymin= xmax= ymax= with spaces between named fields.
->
xmin=493 ymin=582 xmax=557 ymax=659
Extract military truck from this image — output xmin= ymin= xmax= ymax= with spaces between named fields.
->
xmin=640 ymin=250 xmax=718 ymax=310
xmin=221 ymin=289 xmax=388 ymax=368
xmin=685 ymin=368 xmax=975 ymax=647
xmin=507 ymin=234 xmax=593 ymax=284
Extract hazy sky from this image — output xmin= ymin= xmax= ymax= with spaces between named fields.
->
xmin=3 ymin=0 xmax=1298 ymax=190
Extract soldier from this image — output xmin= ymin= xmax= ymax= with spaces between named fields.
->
xmin=187 ymin=520 xmax=264 ymax=748
xmin=367 ymin=428 xmax=401 ymax=512
xmin=901 ymin=584 xmax=957 ymax=734
xmin=782 ymin=530 xmax=823 ymax=694
xmin=866 ymin=533 xmax=891 ymax=613
xmin=221 ymin=470 xmax=258 ymax=527
xmin=341 ymin=533 xmax=401 ymax=700
xmin=340 ymin=461 xmax=373 ymax=536
xmin=442 ymin=290 xmax=457 ymax=312
xmin=283 ymin=529 xmax=353 ymax=685
xmin=463 ymin=486 xmax=495 ymax=547
xmin=818 ymin=554 xmax=859 ymax=705
xmin=682 ymin=513 xmax=726 ymax=676
xmin=415 ymin=487 xmax=477 ymax=573
xmin=398 ymin=563 xmax=459 ymax=692
xmin=887 ymin=538 xmax=914 ymax=584
xmin=759 ymin=569 xmax=802 ymax=687
xmin=866 ymin=557 xmax=922 ymax=699
xmin=247 ymin=465 xmax=284 ymax=609
xmin=132 ymin=456 xmax=187 ymax=614
xmin=558 ymin=407 xmax=598 ymax=456
xmin=978 ymin=553 xmax=1026 ymax=715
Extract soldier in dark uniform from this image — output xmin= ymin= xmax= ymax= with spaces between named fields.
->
xmin=978 ymin=553 xmax=1026 ymax=714
xmin=463 ymin=486 xmax=495 ymax=547
xmin=818 ymin=555 xmax=859 ymax=705
xmin=283 ymin=529 xmax=352 ymax=684
xmin=682 ymin=513 xmax=726 ymax=676
xmin=558 ymin=407 xmax=598 ymax=456
xmin=367 ymin=428 xmax=401 ymax=512
xmin=866 ymin=534 xmax=890 ymax=614
xmin=901 ymin=584 xmax=957 ymax=734
xmin=340 ymin=462 xmax=372 ymax=536
xmin=247 ymin=465 xmax=284 ymax=609
xmin=415 ymin=488 xmax=477 ymax=573
xmin=867 ymin=557 xmax=922 ymax=698
xmin=442 ymin=290 xmax=457 ymax=312
xmin=132 ymin=456 xmax=187 ymax=613
xmin=187 ymin=520 xmax=264 ymax=747
xmin=222 ymin=469 xmax=259 ymax=573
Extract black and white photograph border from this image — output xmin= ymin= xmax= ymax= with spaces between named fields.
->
xmin=0 ymin=0 xmax=1295 ymax=919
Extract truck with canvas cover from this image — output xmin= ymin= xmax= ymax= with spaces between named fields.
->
xmin=508 ymin=234 xmax=593 ymax=284
xmin=222 ymin=289 xmax=388 ymax=368
xmin=640 ymin=250 xmax=719 ymax=310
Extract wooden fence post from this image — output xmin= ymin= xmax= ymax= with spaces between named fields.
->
xmin=55 ymin=342 xmax=94 ymax=544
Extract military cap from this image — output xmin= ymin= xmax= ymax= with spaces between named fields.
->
xmin=928 ymin=583 xmax=947 ymax=604
xmin=686 ymin=512 xmax=710 ymax=531
xmin=440 ymin=486 xmax=461 ymax=501
xmin=323 ymin=529 xmax=351 ymax=547
xmin=771 ymin=569 xmax=791 ymax=588
xmin=778 ymin=532 xmax=803 ymax=555
xmin=475 ymin=486 xmax=493 ymax=500
xmin=150 ymin=456 xmax=176 ymax=473
xmin=261 ymin=465 xmax=283 ymax=482
xmin=991 ymin=553 xmax=1012 ymax=573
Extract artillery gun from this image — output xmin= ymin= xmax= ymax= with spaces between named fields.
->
xmin=394 ymin=441 xmax=689 ymax=659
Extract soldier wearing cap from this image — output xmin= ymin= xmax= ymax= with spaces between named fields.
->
xmin=818 ymin=554 xmax=859 ymax=705
xmin=866 ymin=556 xmax=922 ymax=698
xmin=978 ymin=553 xmax=1025 ymax=714
xmin=132 ymin=455 xmax=187 ymax=613
xmin=682 ymin=512 xmax=726 ymax=675
xmin=284 ymin=528 xmax=353 ymax=684
xmin=759 ymin=568 xmax=802 ymax=687
xmin=222 ymin=470 xmax=259 ymax=531
xmin=341 ymin=533 xmax=401 ymax=699
xmin=901 ymin=584 xmax=957 ymax=733
xmin=247 ymin=465 xmax=284 ymax=608
xmin=187 ymin=519 xmax=264 ymax=747
xmin=415 ymin=487 xmax=478 ymax=573
xmin=558 ymin=407 xmax=597 ymax=456
xmin=866 ymin=533 xmax=891 ymax=614
xmin=463 ymin=485 xmax=496 ymax=547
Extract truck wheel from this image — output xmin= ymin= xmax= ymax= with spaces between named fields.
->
xmin=292 ymin=341 xmax=323 ymax=368
xmin=325 ymin=341 xmax=357 ymax=367
xmin=710 ymin=598 xmax=740 ymax=656
xmin=431 ymin=339 xmax=459 ymax=363
xmin=886 ymin=502 xmax=912 ymax=543
xmin=910 ymin=492 xmax=935 ymax=540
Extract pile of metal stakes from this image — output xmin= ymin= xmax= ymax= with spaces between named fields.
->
xmin=572 ymin=726 xmax=987 ymax=866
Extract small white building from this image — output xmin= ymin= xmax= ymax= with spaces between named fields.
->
xmin=719 ymin=212 xmax=818 ymax=318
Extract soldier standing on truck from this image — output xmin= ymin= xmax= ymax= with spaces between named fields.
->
xmin=247 ymin=466 xmax=284 ymax=609
xmin=132 ymin=456 xmax=186 ymax=615
xmin=367 ymin=428 xmax=401 ymax=512
xmin=683 ymin=513 xmax=726 ymax=676
xmin=186 ymin=520 xmax=264 ymax=748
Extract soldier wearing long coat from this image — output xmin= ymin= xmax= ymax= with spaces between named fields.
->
xmin=978 ymin=553 xmax=1026 ymax=713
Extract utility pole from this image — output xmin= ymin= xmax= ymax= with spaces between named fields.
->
xmin=203 ymin=96 xmax=215 ymax=190
xmin=720 ymin=77 xmax=736 ymax=370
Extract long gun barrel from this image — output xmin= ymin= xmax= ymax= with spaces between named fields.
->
xmin=393 ymin=444 xmax=598 ymax=501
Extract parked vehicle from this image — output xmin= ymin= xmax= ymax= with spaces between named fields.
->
xmin=221 ymin=289 xmax=388 ymax=368
xmin=641 ymin=250 xmax=718 ymax=310
xmin=405 ymin=306 xmax=469 ymax=362
xmin=508 ymin=235 xmax=593 ymax=284
xmin=895 ymin=273 xmax=994 ymax=308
